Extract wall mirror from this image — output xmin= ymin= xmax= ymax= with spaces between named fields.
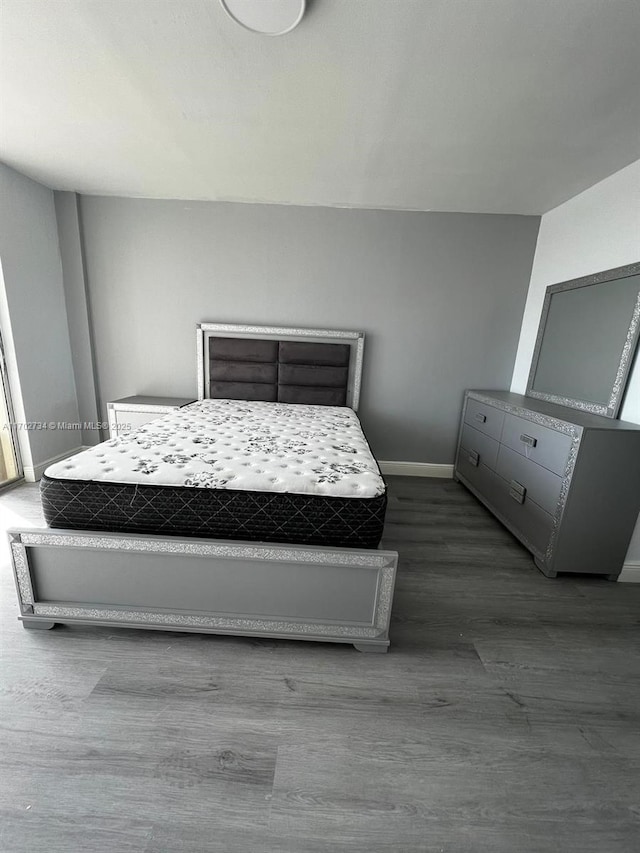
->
xmin=526 ymin=261 xmax=640 ymax=418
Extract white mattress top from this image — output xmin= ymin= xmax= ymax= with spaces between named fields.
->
xmin=45 ymin=399 xmax=385 ymax=499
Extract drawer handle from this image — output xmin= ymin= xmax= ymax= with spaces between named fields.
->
xmin=475 ymin=413 xmax=487 ymax=423
xmin=468 ymin=450 xmax=480 ymax=467
xmin=520 ymin=434 xmax=537 ymax=448
xmin=509 ymin=480 xmax=526 ymax=504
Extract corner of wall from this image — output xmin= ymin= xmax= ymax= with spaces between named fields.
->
xmin=0 ymin=164 xmax=82 ymax=472
xmin=54 ymin=191 xmax=103 ymax=446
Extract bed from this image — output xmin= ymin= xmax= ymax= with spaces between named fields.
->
xmin=9 ymin=324 xmax=398 ymax=652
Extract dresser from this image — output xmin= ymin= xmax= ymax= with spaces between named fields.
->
xmin=107 ymin=396 xmax=195 ymax=438
xmin=455 ymin=391 xmax=640 ymax=578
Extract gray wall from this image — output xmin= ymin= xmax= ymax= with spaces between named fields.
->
xmin=0 ymin=164 xmax=80 ymax=473
xmin=75 ymin=196 xmax=540 ymax=462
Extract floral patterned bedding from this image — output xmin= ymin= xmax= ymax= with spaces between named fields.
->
xmin=45 ymin=399 xmax=386 ymax=499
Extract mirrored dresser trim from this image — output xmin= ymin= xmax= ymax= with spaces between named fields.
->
xmin=455 ymin=390 xmax=640 ymax=579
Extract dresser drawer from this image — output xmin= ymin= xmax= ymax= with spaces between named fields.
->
xmin=496 ymin=445 xmax=563 ymax=516
xmin=464 ymin=397 xmax=505 ymax=441
xmin=456 ymin=451 xmax=499 ymax=497
xmin=459 ymin=423 xmax=500 ymax=471
xmin=458 ymin=453 xmax=553 ymax=555
xmin=501 ymin=413 xmax=573 ymax=476
xmin=108 ymin=397 xmax=195 ymax=439
xmin=113 ymin=410 xmax=163 ymax=435
xmin=491 ymin=475 xmax=554 ymax=556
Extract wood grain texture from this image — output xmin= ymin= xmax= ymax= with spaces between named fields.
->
xmin=1 ymin=478 xmax=639 ymax=852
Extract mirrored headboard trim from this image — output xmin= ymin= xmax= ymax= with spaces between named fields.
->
xmin=526 ymin=261 xmax=640 ymax=418
xmin=196 ymin=323 xmax=365 ymax=410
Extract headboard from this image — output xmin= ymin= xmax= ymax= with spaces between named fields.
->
xmin=196 ymin=323 xmax=364 ymax=410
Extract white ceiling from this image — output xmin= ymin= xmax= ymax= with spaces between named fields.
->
xmin=1 ymin=0 xmax=639 ymax=214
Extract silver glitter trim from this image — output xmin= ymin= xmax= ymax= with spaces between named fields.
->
xmin=610 ymin=290 xmax=640 ymax=410
xmin=351 ymin=335 xmax=364 ymax=411
xmin=10 ymin=541 xmax=34 ymax=605
xmin=196 ymin=328 xmax=205 ymax=402
xmin=374 ymin=562 xmax=397 ymax=631
xmin=198 ymin=323 xmax=362 ymax=340
xmin=196 ymin=322 xmax=365 ymax=410
xmin=544 ymin=261 xmax=640 ymax=292
xmin=526 ymin=261 xmax=640 ymax=418
xmin=32 ymin=605 xmax=384 ymax=640
xmin=545 ymin=429 xmax=581 ymax=564
xmin=18 ymin=532 xmax=394 ymax=569
xmin=469 ymin=393 xmax=579 ymax=436
xmin=526 ymin=391 xmax=610 ymax=417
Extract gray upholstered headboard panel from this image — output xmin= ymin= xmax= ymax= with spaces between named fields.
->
xmin=197 ymin=324 xmax=365 ymax=410
xmin=209 ymin=337 xmax=351 ymax=405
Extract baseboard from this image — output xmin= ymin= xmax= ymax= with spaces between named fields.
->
xmin=617 ymin=561 xmax=640 ymax=583
xmin=23 ymin=446 xmax=86 ymax=482
xmin=378 ymin=461 xmax=454 ymax=479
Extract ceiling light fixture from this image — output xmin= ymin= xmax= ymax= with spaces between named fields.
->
xmin=219 ymin=0 xmax=306 ymax=36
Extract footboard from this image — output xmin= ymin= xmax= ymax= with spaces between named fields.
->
xmin=9 ymin=529 xmax=398 ymax=652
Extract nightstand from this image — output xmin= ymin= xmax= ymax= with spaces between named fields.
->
xmin=107 ymin=396 xmax=196 ymax=438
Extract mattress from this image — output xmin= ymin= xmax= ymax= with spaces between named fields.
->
xmin=42 ymin=399 xmax=387 ymax=548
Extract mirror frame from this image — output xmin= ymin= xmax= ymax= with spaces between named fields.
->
xmin=526 ymin=261 xmax=640 ymax=418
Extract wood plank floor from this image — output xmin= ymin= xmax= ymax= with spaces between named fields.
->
xmin=1 ymin=476 xmax=639 ymax=852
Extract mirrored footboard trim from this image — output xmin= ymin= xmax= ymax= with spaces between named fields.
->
xmin=9 ymin=529 xmax=398 ymax=646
